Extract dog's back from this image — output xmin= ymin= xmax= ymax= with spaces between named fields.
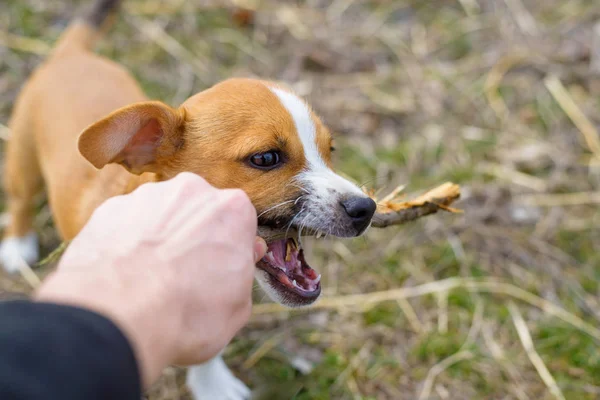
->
xmin=4 ymin=0 xmax=149 ymax=242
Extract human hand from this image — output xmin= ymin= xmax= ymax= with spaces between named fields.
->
xmin=36 ymin=172 xmax=267 ymax=386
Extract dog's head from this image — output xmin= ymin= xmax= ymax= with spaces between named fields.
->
xmin=78 ymin=78 xmax=376 ymax=307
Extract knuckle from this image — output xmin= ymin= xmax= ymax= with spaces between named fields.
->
xmin=175 ymin=171 xmax=197 ymax=182
xmin=228 ymin=188 xmax=250 ymax=203
xmin=174 ymin=172 xmax=204 ymax=189
xmin=170 ymin=173 xmax=213 ymax=199
xmin=221 ymin=189 xmax=253 ymax=212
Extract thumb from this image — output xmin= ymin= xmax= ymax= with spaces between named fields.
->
xmin=253 ymin=237 xmax=267 ymax=263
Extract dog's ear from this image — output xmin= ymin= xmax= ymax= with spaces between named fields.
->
xmin=78 ymin=101 xmax=185 ymax=174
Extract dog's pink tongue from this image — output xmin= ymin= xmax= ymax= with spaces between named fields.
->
xmin=264 ymin=239 xmax=320 ymax=292
xmin=267 ymin=239 xmax=287 ymax=265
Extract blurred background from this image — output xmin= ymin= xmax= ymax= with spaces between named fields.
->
xmin=2 ymin=0 xmax=600 ymax=399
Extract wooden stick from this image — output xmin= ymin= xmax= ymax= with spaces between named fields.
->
xmin=369 ymin=182 xmax=462 ymax=228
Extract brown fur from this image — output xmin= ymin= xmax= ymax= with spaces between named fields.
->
xmin=4 ymin=21 xmax=333 ymax=241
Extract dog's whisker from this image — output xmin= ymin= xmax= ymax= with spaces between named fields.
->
xmin=297 ymin=213 xmax=312 ymax=240
xmin=289 ymin=183 xmax=310 ymax=194
xmin=284 ymin=206 xmax=305 ymax=239
xmin=257 ymin=200 xmax=295 ymax=218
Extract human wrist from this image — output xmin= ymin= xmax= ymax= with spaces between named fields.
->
xmin=34 ymin=263 xmax=180 ymax=387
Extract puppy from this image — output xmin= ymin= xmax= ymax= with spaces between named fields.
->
xmin=1 ymin=1 xmax=376 ymax=398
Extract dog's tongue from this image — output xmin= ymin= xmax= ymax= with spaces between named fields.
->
xmin=263 ymin=238 xmax=320 ymax=292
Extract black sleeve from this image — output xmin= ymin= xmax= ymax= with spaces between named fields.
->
xmin=0 ymin=300 xmax=141 ymax=400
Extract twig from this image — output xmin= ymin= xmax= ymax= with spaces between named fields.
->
xmin=484 ymin=53 xmax=528 ymax=119
xmin=479 ymin=162 xmax=547 ymax=191
xmin=482 ymin=323 xmax=530 ymax=400
xmin=230 ymin=0 xmax=259 ymax=9
xmin=503 ymin=0 xmax=540 ymax=36
xmin=591 ymin=22 xmax=600 ymax=74
xmin=17 ymin=259 xmax=41 ymax=289
xmin=370 ymin=182 xmax=462 ymax=228
xmin=437 ymin=290 xmax=448 ymax=334
xmin=251 ymin=278 xmax=600 ymax=343
xmin=334 ymin=341 xmax=371 ymax=390
xmin=276 ymin=6 xmax=311 ymax=40
xmin=417 ymin=350 xmax=474 ymax=400
xmin=508 ymin=302 xmax=566 ymax=400
xmin=457 ymin=0 xmax=480 ymax=17
xmin=345 ymin=377 xmax=363 ymax=400
xmin=125 ymin=15 xmax=211 ymax=86
xmin=461 ymin=298 xmax=484 ymax=350
xmin=36 ymin=241 xmax=70 ymax=267
xmin=242 ymin=332 xmax=284 ymax=370
xmin=0 ymin=122 xmax=10 ymax=141
xmin=545 ymin=75 xmax=600 ymax=158
xmin=0 ymin=31 xmax=51 ymax=55
xmin=361 ymin=85 xmax=416 ymax=114
xmin=515 ymin=191 xmax=600 ymax=207
xmin=211 ymin=29 xmax=270 ymax=65
xmin=326 ymin=0 xmax=356 ymax=21
xmin=123 ymin=0 xmax=187 ymax=16
xmin=378 ymin=184 xmax=406 ymax=204
xmin=396 ymin=297 xmax=424 ymax=333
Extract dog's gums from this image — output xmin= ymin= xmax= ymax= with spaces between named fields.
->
xmin=256 ymin=237 xmax=321 ymax=301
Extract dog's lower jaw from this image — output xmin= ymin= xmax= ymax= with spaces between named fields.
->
xmin=187 ymin=355 xmax=250 ymax=400
xmin=254 ymin=269 xmax=319 ymax=308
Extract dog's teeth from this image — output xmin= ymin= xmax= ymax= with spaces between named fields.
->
xmin=285 ymin=241 xmax=292 ymax=262
xmin=292 ymin=279 xmax=299 ymax=288
xmin=266 ymin=251 xmax=274 ymax=261
xmin=316 ymin=231 xmax=323 ymax=239
xmin=279 ymin=274 xmax=291 ymax=286
xmin=315 ymin=274 xmax=321 ymax=284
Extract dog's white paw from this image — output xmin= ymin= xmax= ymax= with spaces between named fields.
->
xmin=186 ymin=356 xmax=251 ymax=400
xmin=0 ymin=232 xmax=39 ymax=274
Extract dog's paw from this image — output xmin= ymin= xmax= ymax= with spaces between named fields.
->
xmin=0 ymin=233 xmax=39 ymax=274
xmin=186 ymin=356 xmax=251 ymax=400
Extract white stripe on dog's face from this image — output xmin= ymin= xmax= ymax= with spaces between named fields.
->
xmin=270 ymin=88 xmax=327 ymax=170
xmin=269 ymin=86 xmax=368 ymax=237
xmin=269 ymin=87 xmax=363 ymax=193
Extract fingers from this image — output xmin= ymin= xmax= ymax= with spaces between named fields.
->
xmin=254 ymin=237 xmax=267 ymax=263
xmin=215 ymin=188 xmax=257 ymax=242
xmin=127 ymin=172 xmax=216 ymax=218
xmin=142 ymin=172 xmax=213 ymax=197
xmin=82 ymin=173 xmax=213 ymax=235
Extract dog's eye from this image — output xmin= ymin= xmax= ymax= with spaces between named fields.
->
xmin=249 ymin=151 xmax=281 ymax=169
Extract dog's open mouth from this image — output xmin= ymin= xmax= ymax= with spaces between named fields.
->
xmin=256 ymin=237 xmax=321 ymax=300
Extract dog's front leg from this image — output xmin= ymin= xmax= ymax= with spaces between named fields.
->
xmin=186 ymin=353 xmax=251 ymax=400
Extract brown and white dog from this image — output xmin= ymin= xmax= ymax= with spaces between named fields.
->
xmin=1 ymin=1 xmax=376 ymax=398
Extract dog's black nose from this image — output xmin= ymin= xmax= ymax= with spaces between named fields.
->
xmin=341 ymin=196 xmax=377 ymax=233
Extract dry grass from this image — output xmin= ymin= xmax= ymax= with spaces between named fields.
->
xmin=2 ymin=0 xmax=600 ymax=399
